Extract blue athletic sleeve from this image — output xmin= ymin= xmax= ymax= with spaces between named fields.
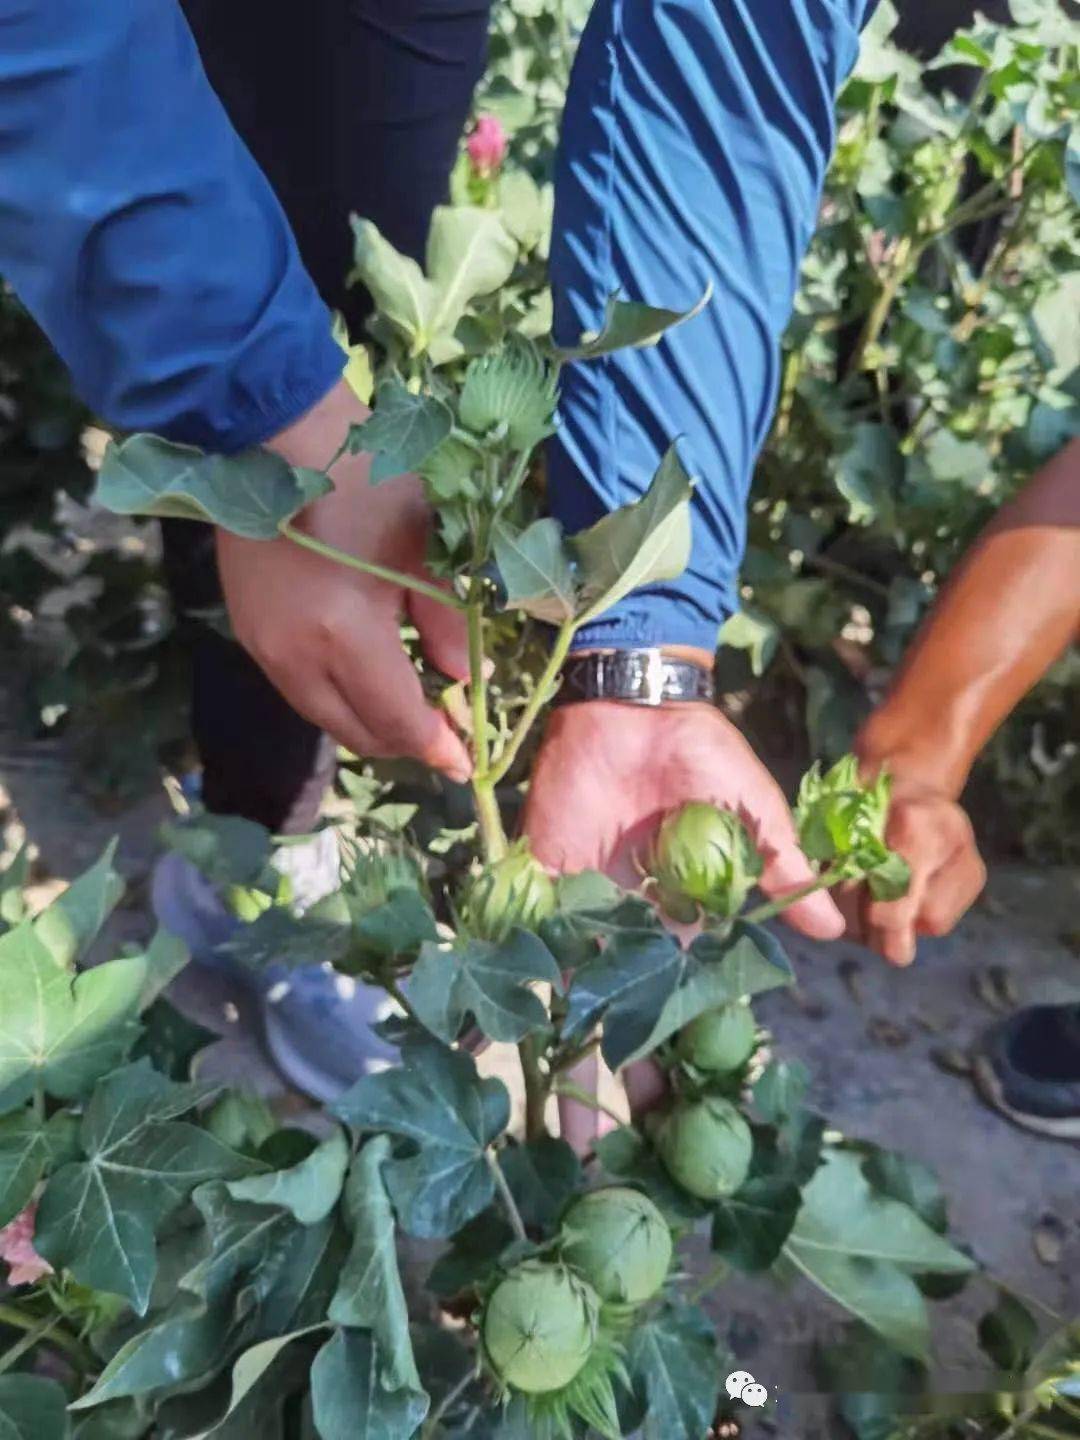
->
xmin=0 ymin=0 xmax=343 ymax=454
xmin=549 ymin=0 xmax=873 ymax=653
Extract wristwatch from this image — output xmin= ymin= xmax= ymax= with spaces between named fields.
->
xmin=557 ymin=648 xmax=716 ymax=707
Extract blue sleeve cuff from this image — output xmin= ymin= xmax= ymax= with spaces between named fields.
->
xmin=171 ymin=324 xmax=346 ymax=456
xmin=571 ymin=601 xmax=726 ymax=656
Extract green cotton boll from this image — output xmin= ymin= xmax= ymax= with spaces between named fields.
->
xmin=676 ymin=1003 xmax=757 ymax=1075
xmin=652 ymin=802 xmax=763 ymax=919
xmin=483 ymin=1261 xmax=600 ymax=1395
xmin=458 ymin=338 xmax=559 ymax=452
xmin=654 ymin=1097 xmax=753 ymax=1201
xmin=560 ymin=1187 xmax=673 ymax=1306
xmin=794 ymin=754 xmax=890 ymax=866
xmin=461 ymin=840 xmax=556 ymax=943
xmin=347 ymin=844 xmax=424 ymax=915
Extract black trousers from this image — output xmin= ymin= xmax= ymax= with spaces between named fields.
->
xmin=164 ymin=0 xmax=491 ymax=832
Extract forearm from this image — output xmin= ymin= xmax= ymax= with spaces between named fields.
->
xmin=547 ymin=0 xmax=874 ymax=652
xmin=857 ymin=437 xmax=1080 ymax=796
xmin=0 ymin=0 xmax=342 ymax=452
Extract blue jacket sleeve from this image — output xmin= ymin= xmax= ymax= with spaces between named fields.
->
xmin=0 ymin=0 xmax=343 ymax=454
xmin=548 ymin=0 xmax=873 ymax=653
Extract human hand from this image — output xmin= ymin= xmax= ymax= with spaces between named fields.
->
xmin=524 ymin=699 xmax=846 ymax=940
xmin=525 ymin=698 xmax=843 ymax=1152
xmin=216 ymin=380 xmax=473 ymax=781
xmin=838 ymin=771 xmax=986 ymax=966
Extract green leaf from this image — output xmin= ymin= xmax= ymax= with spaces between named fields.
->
xmin=36 ymin=1062 xmax=259 ymax=1312
xmin=425 ymin=206 xmax=517 ymax=340
xmin=551 ymin=288 xmax=710 ymax=362
xmin=221 ymin=906 xmax=352 ymax=975
xmin=499 ymin=1138 xmax=583 ymax=1231
xmin=594 ymin=1127 xmax=706 ymax=1225
xmin=227 ymin=1128 xmax=349 ymax=1226
xmin=833 ymin=423 xmax=900 ymax=527
xmin=33 ymin=841 xmax=123 ymax=967
xmin=493 ymin=518 xmax=577 ymax=624
xmin=408 ymin=930 xmax=562 ymax=1045
xmin=752 ymin=1059 xmax=810 ymax=1126
xmin=136 ymin=929 xmax=190 ymax=1011
xmin=711 ymin=1175 xmax=802 ymax=1272
xmin=348 ymin=380 xmax=453 ymax=484
xmin=419 ymin=436 xmax=482 ymax=502
xmin=427 ymin=1208 xmax=516 ymax=1302
xmin=332 ymin=1039 xmax=509 ymax=1238
xmin=161 ymin=814 xmax=275 ymax=890
xmin=328 ymin=1136 xmax=420 ymax=1393
xmin=572 ymin=447 xmax=694 ymax=624
xmin=183 ymin=1181 xmax=292 ymax=1307
xmin=821 ymin=1324 xmax=927 ymax=1440
xmin=311 ymin=1330 xmax=429 ymax=1440
xmin=498 ymin=169 xmax=548 ymax=252
xmin=626 ymin=924 xmax=795 ymax=1063
xmin=349 ymin=218 xmax=434 ymax=349
xmin=189 ymin=1328 xmax=326 ymax=1439
xmin=861 ymin=1149 xmax=948 ymax=1235
xmin=719 ymin=607 xmax=780 ymax=676
xmin=255 ymin=1213 xmax=348 ymax=1337
xmin=0 ymin=1377 xmax=71 ymax=1440
xmin=563 ymin=929 xmax=685 ymax=1070
xmin=920 ymin=430 xmax=993 ymax=489
xmin=0 ymin=924 xmax=145 ymax=1112
xmin=625 ymin=1304 xmax=722 ymax=1440
xmin=979 ymin=1291 xmax=1039 ymax=1374
xmin=782 ymin=1151 xmax=973 ymax=1358
xmin=0 ymin=845 xmax=30 ymax=929
xmin=70 ymin=1296 xmax=229 ymax=1409
xmin=1031 ymin=272 xmax=1080 ymax=382
xmin=0 ymin=1112 xmax=47 ymax=1226
xmin=95 ymin=435 xmax=330 ymax=538
xmin=348 ymin=891 xmax=439 ymax=968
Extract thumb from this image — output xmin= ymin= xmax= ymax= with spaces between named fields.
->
xmin=408 ymin=587 xmax=472 ymax=684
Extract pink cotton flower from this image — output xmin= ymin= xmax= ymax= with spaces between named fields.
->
xmin=0 ymin=1202 xmax=53 ymax=1288
xmin=467 ymin=115 xmax=508 ymax=176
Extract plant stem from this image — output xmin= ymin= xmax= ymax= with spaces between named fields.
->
xmin=383 ymin=975 xmax=421 ymax=1028
xmin=279 ymin=522 xmax=465 ymax=610
xmin=1019 ymin=1423 xmax=1078 ymax=1440
xmin=489 ymin=618 xmax=577 ymax=786
xmin=1053 ymin=1396 xmax=1080 ymax=1426
xmin=519 ymin=1034 xmax=550 ymax=1143
xmin=551 ymin=1035 xmax=601 ymax=1076
xmin=0 ymin=1302 xmax=92 ymax=1374
xmin=422 ymin=1367 xmax=479 ymax=1440
xmin=775 ymin=346 xmax=802 ymax=441
xmin=466 ymin=598 xmax=508 ymax=863
xmin=802 ymin=552 xmax=891 ymax=599
xmin=847 ymin=233 xmax=915 ymax=376
xmin=31 ymin=1082 xmax=44 ymax=1125
xmin=740 ymin=868 xmax=846 ymax=926
xmin=687 ymin=1259 xmax=729 ymax=1305
xmin=552 ymin=1080 xmax=625 ymax=1132
xmin=486 ymin=1149 xmax=527 ymax=1242
xmin=0 ymin=1314 xmax=59 ymax=1376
